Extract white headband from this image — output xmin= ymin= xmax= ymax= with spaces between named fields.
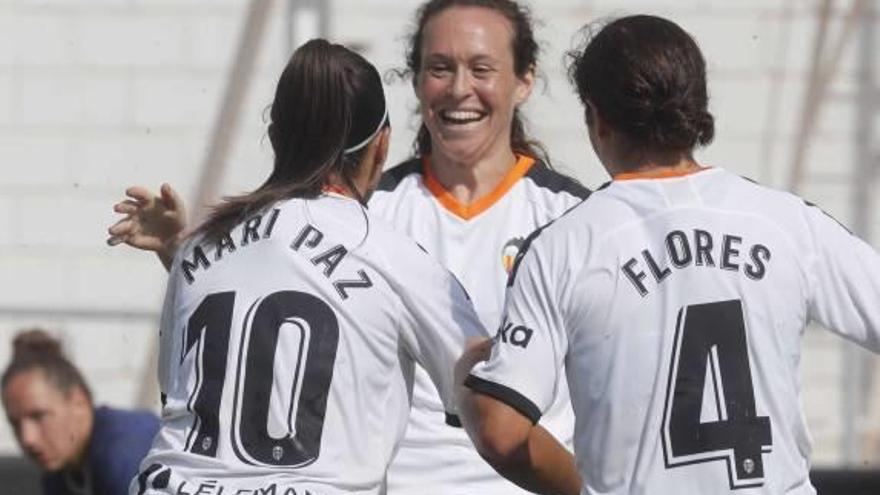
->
xmin=344 ymin=106 xmax=389 ymax=154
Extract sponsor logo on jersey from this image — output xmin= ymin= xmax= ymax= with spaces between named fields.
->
xmin=501 ymin=237 xmax=525 ymax=273
xmin=159 ymin=477 xmax=321 ymax=495
xmin=494 ymin=316 xmax=534 ymax=349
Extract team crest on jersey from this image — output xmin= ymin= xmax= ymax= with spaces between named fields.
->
xmin=501 ymin=237 xmax=525 ymax=273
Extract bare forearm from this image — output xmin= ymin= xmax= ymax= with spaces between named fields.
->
xmin=486 ymin=424 xmax=581 ymax=495
xmin=157 ymin=239 xmax=179 ymax=271
xmin=459 ymin=388 xmax=582 ymax=495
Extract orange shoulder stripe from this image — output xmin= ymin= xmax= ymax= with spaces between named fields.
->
xmin=614 ymin=166 xmax=710 ymax=181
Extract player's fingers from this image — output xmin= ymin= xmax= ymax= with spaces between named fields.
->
xmin=106 ymin=235 xmax=126 ymax=246
xmin=160 ymin=183 xmax=185 ymax=213
xmin=113 ymin=200 xmax=140 ymax=214
xmin=107 ymin=219 xmax=134 ymax=236
xmin=125 ymin=186 xmax=155 ymax=206
xmin=467 ymin=336 xmax=493 ymax=352
xmin=463 ymin=336 xmax=493 ymax=363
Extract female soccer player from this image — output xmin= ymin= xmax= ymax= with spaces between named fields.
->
xmin=2 ymin=329 xmax=159 ymax=495
xmin=461 ymin=14 xmax=880 ymax=495
xmin=108 ymin=1 xmax=586 ymax=493
xmin=116 ymin=39 xmax=487 ymax=495
xmin=371 ymin=1 xmax=586 ymax=492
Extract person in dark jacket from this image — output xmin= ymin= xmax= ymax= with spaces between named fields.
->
xmin=2 ymin=328 xmax=159 ymax=495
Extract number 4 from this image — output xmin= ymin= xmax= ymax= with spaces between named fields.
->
xmin=661 ymin=299 xmax=773 ymax=489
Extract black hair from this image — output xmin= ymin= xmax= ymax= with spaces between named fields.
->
xmin=567 ymin=15 xmax=714 ymax=155
xmin=2 ymin=329 xmax=92 ymax=403
xmin=401 ymin=0 xmax=548 ymax=162
xmin=197 ymin=38 xmax=388 ymax=241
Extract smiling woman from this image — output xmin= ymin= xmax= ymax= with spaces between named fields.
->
xmin=369 ymin=1 xmax=589 ymax=493
xmin=414 ymin=5 xmax=534 ymax=181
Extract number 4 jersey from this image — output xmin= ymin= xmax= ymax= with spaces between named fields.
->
xmin=468 ymin=167 xmax=880 ymax=494
xmin=136 ymin=193 xmax=487 ymax=495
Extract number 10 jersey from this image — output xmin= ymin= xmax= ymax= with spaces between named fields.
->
xmin=136 ymin=194 xmax=486 ymax=495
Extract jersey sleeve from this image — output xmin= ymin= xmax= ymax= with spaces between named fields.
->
xmin=805 ymin=205 xmax=880 ymax=352
xmin=391 ymin=244 xmax=489 ymax=420
xmin=157 ymin=244 xmax=190 ymax=400
xmin=466 ymin=229 xmax=569 ymax=424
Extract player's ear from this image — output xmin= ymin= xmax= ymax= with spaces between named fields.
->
xmin=357 ymin=126 xmax=391 ymax=195
xmin=585 ymin=102 xmax=611 ymax=139
xmin=369 ymin=126 xmax=390 ymax=185
xmin=374 ymin=126 xmax=390 ymax=168
xmin=513 ymin=64 xmax=535 ymax=106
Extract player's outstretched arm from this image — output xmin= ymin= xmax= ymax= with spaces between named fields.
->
xmin=106 ymin=183 xmax=187 ymax=271
xmin=459 ymin=388 xmax=582 ymax=495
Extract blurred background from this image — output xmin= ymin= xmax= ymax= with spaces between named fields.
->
xmin=0 ymin=0 xmax=877 ymax=489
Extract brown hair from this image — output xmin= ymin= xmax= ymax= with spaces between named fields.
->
xmin=567 ymin=15 xmax=714 ymax=156
xmin=196 ymin=39 xmax=387 ymax=241
xmin=2 ymin=329 xmax=92 ymax=402
xmin=402 ymin=0 xmax=548 ymax=162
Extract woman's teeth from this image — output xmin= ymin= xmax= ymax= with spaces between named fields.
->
xmin=441 ymin=110 xmax=483 ymax=124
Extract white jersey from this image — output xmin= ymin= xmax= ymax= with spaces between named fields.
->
xmin=135 ymin=193 xmax=487 ymax=495
xmin=370 ymin=155 xmax=589 ymax=493
xmin=469 ymin=167 xmax=880 ymax=495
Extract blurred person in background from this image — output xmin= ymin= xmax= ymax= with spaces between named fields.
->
xmin=459 ymin=14 xmax=880 ymax=495
xmin=107 ymin=1 xmax=586 ymax=493
xmin=2 ymin=328 xmax=159 ymax=495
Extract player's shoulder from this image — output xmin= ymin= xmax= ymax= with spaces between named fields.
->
xmin=522 ymin=159 xmax=591 ymax=200
xmin=542 ymin=178 xmax=623 ymax=235
xmin=364 ymin=213 xmax=456 ymax=298
xmin=505 ymin=192 xmax=601 ymax=287
xmin=89 ymin=407 xmax=159 ymax=468
xmin=371 ymin=157 xmax=427 ymax=214
xmin=692 ymin=167 xmax=793 ymax=205
xmin=376 ymin=157 xmax=423 ymax=193
xmin=364 ymin=208 xmax=440 ymax=265
xmin=709 ymin=168 xmax=848 ymax=235
xmin=93 ymin=406 xmax=159 ymax=438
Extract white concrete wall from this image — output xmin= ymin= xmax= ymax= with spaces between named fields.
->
xmin=0 ymin=0 xmax=877 ymax=468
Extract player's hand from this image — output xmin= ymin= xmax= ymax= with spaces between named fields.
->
xmin=455 ymin=337 xmax=493 ymax=386
xmin=107 ymin=184 xmax=187 ymax=270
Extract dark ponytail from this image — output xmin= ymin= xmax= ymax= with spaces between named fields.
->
xmin=2 ymin=329 xmax=92 ymax=403
xmin=567 ymin=15 xmax=715 ymax=154
xmin=197 ymin=39 xmax=388 ymax=241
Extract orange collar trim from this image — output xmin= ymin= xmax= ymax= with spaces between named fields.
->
xmin=614 ymin=166 xmax=710 ymax=181
xmin=322 ymin=184 xmax=349 ymax=196
xmin=423 ymin=155 xmax=535 ymax=220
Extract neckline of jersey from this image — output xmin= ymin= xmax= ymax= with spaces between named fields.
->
xmin=321 ymin=187 xmax=355 ymax=202
xmin=613 ymin=165 xmax=712 ymax=181
xmin=422 ymin=154 xmax=536 ymax=220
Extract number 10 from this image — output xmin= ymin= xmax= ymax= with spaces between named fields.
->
xmin=182 ymin=290 xmax=339 ymax=467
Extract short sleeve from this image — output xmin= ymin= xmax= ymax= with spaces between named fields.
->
xmin=805 ymin=205 xmax=880 ymax=352
xmin=157 ymin=247 xmax=188 ymax=398
xmin=391 ymin=244 xmax=489 ymax=420
xmin=466 ymin=230 xmax=569 ymax=423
